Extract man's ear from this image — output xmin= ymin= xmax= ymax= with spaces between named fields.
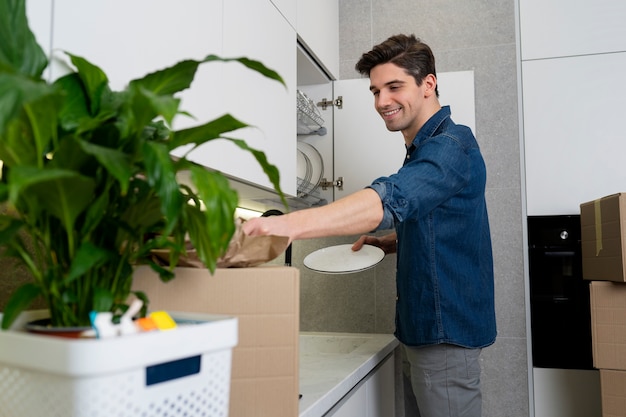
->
xmin=423 ymin=74 xmax=437 ymax=97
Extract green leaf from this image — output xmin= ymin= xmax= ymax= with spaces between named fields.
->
xmin=53 ymin=73 xmax=91 ymax=131
xmin=66 ymin=242 xmax=110 ymax=284
xmin=1 ymin=282 xmax=42 ymax=329
xmin=0 ymin=0 xmax=48 ymax=78
xmin=142 ymin=141 xmax=183 ymax=228
xmin=184 ymin=165 xmax=238 ymax=272
xmin=203 ymin=55 xmax=286 ymax=87
xmin=169 ymin=114 xmax=249 ymax=150
xmin=8 ymin=166 xmax=95 ymax=235
xmin=224 ymin=137 xmax=287 ymax=209
xmin=130 ymin=59 xmax=201 ymax=96
xmin=78 ymin=141 xmax=133 ymax=195
xmin=66 ymin=53 xmax=110 ymax=115
xmin=129 ymin=54 xmax=286 ymax=99
xmin=134 ymin=86 xmax=181 ymax=126
xmin=0 ymin=73 xmax=56 ymax=155
xmin=92 ymin=287 xmax=114 ymax=313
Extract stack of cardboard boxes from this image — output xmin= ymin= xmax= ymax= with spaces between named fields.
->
xmin=581 ymin=193 xmax=626 ymax=417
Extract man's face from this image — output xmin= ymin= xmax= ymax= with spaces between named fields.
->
xmin=369 ymin=62 xmax=434 ymax=141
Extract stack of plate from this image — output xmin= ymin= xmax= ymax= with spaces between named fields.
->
xmin=297 ymin=141 xmax=324 ymax=198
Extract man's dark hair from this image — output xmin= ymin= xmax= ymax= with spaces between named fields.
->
xmin=355 ymin=34 xmax=439 ymax=97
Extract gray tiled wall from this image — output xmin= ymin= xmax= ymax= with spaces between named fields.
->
xmin=294 ymin=0 xmax=529 ymax=416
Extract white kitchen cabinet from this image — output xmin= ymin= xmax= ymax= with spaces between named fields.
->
xmin=271 ymin=0 xmax=296 ymax=29
xmin=519 ymin=0 xmax=626 ymax=61
xmin=522 ymin=52 xmax=626 ymax=216
xmin=297 ymin=71 xmax=476 ymax=203
xmin=297 ymin=0 xmax=339 ymax=80
xmin=49 ymin=0 xmax=223 ymax=127
xmin=45 ymin=0 xmax=298 ymax=198
xmin=191 ymin=0 xmax=297 ymax=196
xmin=326 ymin=353 xmax=395 ymax=417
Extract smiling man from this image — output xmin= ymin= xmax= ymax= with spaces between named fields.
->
xmin=243 ymin=34 xmax=496 ymax=417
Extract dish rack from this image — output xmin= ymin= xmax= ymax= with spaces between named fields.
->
xmin=297 ymin=90 xmax=326 ymax=136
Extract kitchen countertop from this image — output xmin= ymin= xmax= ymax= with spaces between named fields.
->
xmin=298 ymin=332 xmax=399 ymax=417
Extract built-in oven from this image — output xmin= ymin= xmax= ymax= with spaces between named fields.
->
xmin=527 ymin=215 xmax=593 ymax=370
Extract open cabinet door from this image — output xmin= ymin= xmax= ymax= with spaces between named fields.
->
xmin=333 ymin=72 xmax=476 ymax=199
xmin=298 ymin=71 xmax=475 ymax=203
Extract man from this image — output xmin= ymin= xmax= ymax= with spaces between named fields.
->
xmin=243 ymin=34 xmax=496 ymax=417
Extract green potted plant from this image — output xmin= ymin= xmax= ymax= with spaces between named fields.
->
xmin=0 ymin=0 xmax=286 ymax=330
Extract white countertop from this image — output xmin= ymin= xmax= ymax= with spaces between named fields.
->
xmin=298 ymin=332 xmax=399 ymax=417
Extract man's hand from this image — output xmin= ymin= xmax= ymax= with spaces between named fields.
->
xmin=352 ymin=232 xmax=397 ymax=254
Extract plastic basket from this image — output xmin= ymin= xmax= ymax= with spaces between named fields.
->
xmin=0 ymin=311 xmax=237 ymax=417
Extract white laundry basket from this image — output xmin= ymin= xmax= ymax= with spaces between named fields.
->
xmin=0 ymin=311 xmax=237 ymax=417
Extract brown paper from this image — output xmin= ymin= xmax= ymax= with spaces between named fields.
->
xmin=150 ymin=218 xmax=290 ymax=268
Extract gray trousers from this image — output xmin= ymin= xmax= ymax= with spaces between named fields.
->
xmin=402 ymin=343 xmax=483 ymax=417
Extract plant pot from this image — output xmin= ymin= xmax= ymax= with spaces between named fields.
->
xmin=24 ymin=317 xmax=92 ymax=339
xmin=0 ymin=310 xmax=237 ymax=417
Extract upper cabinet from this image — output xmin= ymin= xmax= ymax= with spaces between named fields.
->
xmin=188 ymin=0 xmax=297 ymax=197
xmin=519 ymin=0 xmax=626 ymax=60
xmin=34 ymin=0 xmax=299 ymax=199
xmin=271 ymin=0 xmax=296 ymax=29
xmin=297 ymin=0 xmax=339 ymax=80
xmin=27 ymin=0 xmax=340 ymax=209
xmin=520 ymin=0 xmax=626 ymax=215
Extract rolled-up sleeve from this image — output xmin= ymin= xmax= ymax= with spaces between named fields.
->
xmin=367 ymin=180 xmax=406 ymax=230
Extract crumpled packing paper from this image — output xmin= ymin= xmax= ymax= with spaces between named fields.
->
xmin=151 ymin=218 xmax=290 ymax=268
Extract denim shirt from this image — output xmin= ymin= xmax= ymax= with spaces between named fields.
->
xmin=368 ymin=106 xmax=497 ymax=348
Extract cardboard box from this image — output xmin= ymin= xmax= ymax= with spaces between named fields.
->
xmin=600 ymin=369 xmax=626 ymax=417
xmin=132 ymin=265 xmax=300 ymax=417
xmin=590 ymin=281 xmax=626 ymax=370
xmin=581 ymin=193 xmax=626 ymax=282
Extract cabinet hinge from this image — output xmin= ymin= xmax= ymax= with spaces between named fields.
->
xmin=319 ymin=177 xmax=343 ymax=191
xmin=317 ymin=96 xmax=343 ymax=110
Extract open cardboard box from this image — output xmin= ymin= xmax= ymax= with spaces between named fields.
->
xmin=132 ymin=265 xmax=300 ymax=417
xmin=581 ymin=193 xmax=626 ymax=282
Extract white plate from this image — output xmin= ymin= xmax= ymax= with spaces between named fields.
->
xmin=297 ymin=141 xmax=323 ymax=196
xmin=303 ymin=244 xmax=385 ymax=274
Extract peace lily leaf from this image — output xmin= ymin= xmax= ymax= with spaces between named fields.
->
xmin=0 ymin=73 xmax=56 ymax=155
xmin=130 ymin=59 xmax=201 ymax=96
xmin=66 ymin=52 xmax=110 ymax=115
xmin=169 ymin=114 xmax=249 ymax=150
xmin=53 ymin=73 xmax=91 ymax=131
xmin=133 ymin=86 xmax=181 ymax=127
xmin=0 ymin=0 xmax=47 ymax=77
xmin=203 ymin=55 xmax=286 ymax=87
xmin=142 ymin=141 xmax=184 ymax=227
xmin=66 ymin=242 xmax=110 ymax=284
xmin=92 ymin=287 xmax=114 ymax=313
xmin=184 ymin=165 xmax=238 ymax=272
xmin=8 ymin=166 xmax=95 ymax=235
xmin=224 ymin=137 xmax=287 ymax=208
xmin=78 ymin=141 xmax=133 ymax=195
xmin=1 ymin=283 xmax=42 ymax=330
